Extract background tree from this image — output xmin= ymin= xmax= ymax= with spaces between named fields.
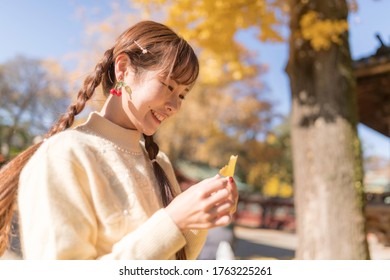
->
xmin=286 ymin=0 xmax=368 ymax=259
xmin=0 ymin=56 xmax=69 ymax=159
xmin=135 ymin=0 xmax=369 ymax=259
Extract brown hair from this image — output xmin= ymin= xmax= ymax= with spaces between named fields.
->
xmin=0 ymin=20 xmax=199 ymax=259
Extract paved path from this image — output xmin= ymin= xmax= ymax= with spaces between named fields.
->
xmin=234 ymin=226 xmax=390 ymax=260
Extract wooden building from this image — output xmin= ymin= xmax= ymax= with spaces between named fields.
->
xmin=354 ymin=34 xmax=390 ymax=137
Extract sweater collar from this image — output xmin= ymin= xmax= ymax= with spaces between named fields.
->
xmin=77 ymin=111 xmax=143 ymax=153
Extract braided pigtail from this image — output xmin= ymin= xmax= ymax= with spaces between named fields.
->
xmin=46 ymin=47 xmax=114 ymax=136
xmin=0 ymin=47 xmax=115 ymax=256
xmin=143 ymin=134 xmax=187 ymax=260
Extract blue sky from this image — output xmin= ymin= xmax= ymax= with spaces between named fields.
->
xmin=0 ymin=0 xmax=389 ymax=160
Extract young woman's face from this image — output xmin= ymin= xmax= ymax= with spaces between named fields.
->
xmin=121 ymin=70 xmax=190 ymax=135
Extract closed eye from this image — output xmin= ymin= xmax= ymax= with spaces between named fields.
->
xmin=161 ymin=81 xmax=187 ymax=100
xmin=161 ymin=81 xmax=174 ymax=92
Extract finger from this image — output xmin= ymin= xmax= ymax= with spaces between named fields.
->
xmin=227 ymin=177 xmax=239 ymax=204
xmin=204 ymin=174 xmax=220 ymax=182
xmin=228 ymin=177 xmax=238 ymax=194
xmin=212 ymin=214 xmax=232 ymax=227
xmin=210 ymin=201 xmax=233 ymax=215
xmin=206 ymin=188 xmax=230 ymax=206
xmin=186 ymin=212 xmax=232 ymax=230
xmin=195 ymin=177 xmax=228 ymax=197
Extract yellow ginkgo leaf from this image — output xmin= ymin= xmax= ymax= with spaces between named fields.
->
xmin=219 ymin=155 xmax=238 ymax=177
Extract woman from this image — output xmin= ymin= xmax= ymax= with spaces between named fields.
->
xmin=0 ymin=20 xmax=238 ymax=260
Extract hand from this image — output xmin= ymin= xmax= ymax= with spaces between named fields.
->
xmin=165 ymin=175 xmax=234 ymax=231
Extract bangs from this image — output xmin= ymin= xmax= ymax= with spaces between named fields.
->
xmin=159 ymin=38 xmax=199 ymax=86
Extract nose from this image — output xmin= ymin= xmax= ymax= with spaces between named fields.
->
xmin=166 ymin=99 xmax=181 ymax=114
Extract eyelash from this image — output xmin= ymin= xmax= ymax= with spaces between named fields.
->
xmin=161 ymin=82 xmax=185 ymax=100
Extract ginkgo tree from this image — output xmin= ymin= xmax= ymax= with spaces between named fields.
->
xmin=136 ymin=0 xmax=285 ymax=84
xmin=134 ymin=0 xmax=369 ymax=259
xmin=287 ymin=0 xmax=368 ymax=259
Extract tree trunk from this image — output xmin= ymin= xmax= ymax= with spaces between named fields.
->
xmin=286 ymin=0 xmax=370 ymax=259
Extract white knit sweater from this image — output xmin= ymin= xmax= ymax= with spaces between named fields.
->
xmin=18 ymin=112 xmax=207 ymax=259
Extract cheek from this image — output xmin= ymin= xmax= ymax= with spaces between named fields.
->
xmin=128 ymin=94 xmax=157 ymax=118
xmin=128 ymin=82 xmax=165 ymax=111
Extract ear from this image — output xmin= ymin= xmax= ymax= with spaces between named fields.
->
xmin=114 ymin=53 xmax=131 ymax=80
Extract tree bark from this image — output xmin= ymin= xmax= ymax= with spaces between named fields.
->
xmin=286 ymin=0 xmax=370 ymax=259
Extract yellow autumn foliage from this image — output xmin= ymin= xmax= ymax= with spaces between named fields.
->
xmin=300 ymin=11 xmax=348 ymax=51
xmin=134 ymin=0 xmax=284 ymax=85
xmin=263 ymin=176 xmax=293 ymax=198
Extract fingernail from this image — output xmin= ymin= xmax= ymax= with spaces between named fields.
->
xmin=228 ymin=177 xmax=234 ymax=183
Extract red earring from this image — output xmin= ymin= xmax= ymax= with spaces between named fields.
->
xmin=110 ymin=81 xmax=125 ymax=97
xmin=110 ymin=81 xmax=132 ymax=97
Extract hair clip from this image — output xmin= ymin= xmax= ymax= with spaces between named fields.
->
xmin=134 ymin=40 xmax=148 ymax=54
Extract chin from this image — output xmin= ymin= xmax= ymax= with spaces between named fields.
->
xmin=143 ymin=131 xmax=154 ymax=136
xmin=142 ymin=127 xmax=157 ymax=136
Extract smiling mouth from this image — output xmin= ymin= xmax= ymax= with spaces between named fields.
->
xmin=151 ymin=110 xmax=167 ymax=123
